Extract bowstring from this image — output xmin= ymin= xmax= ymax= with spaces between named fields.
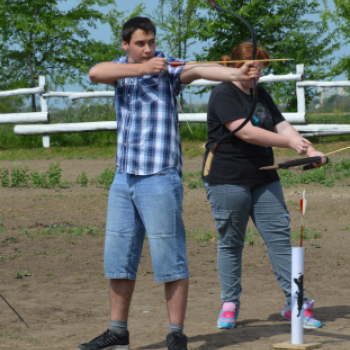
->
xmin=165 ymin=71 xmax=203 ymax=156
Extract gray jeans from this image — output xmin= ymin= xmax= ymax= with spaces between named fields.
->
xmin=205 ymin=181 xmax=293 ymax=309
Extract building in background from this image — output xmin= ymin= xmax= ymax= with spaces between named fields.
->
xmin=316 ymin=81 xmax=349 ymax=104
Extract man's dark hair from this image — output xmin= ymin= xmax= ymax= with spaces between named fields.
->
xmin=122 ymin=17 xmax=156 ymax=43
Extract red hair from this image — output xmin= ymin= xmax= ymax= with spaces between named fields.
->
xmin=219 ymin=42 xmax=270 ymax=67
xmin=219 ymin=55 xmax=232 ymax=67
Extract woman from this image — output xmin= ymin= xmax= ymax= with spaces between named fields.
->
xmin=203 ymin=43 xmax=324 ymax=330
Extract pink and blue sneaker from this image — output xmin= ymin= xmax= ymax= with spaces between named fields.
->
xmin=217 ymin=302 xmax=238 ymax=329
xmin=281 ymin=300 xmax=322 ymax=329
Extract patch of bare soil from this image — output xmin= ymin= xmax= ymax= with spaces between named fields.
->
xmin=0 ymin=156 xmax=350 ymax=349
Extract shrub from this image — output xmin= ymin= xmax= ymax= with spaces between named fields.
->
xmin=11 ymin=164 xmax=29 ymax=187
xmin=76 ymin=172 xmax=89 ymax=186
xmin=96 ymin=166 xmax=116 ymax=190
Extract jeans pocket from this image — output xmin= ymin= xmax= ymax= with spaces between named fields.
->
xmin=212 ymin=210 xmax=231 ymax=234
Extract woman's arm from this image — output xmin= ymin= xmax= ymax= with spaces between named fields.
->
xmin=179 ymin=61 xmax=259 ymax=84
xmin=274 ymin=120 xmax=326 ymax=164
xmin=225 ymin=119 xmax=312 ymax=155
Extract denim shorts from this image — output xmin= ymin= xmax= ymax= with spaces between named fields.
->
xmin=104 ymin=167 xmax=189 ymax=283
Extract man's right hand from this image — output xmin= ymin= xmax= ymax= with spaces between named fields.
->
xmin=142 ymin=58 xmax=168 ymax=75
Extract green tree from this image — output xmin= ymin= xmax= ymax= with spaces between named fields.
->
xmin=0 ymin=96 xmax=25 ymax=113
xmin=324 ymin=0 xmax=350 ymax=79
xmin=105 ymin=3 xmax=146 ymax=60
xmin=153 ymin=0 xmax=198 ymax=58
xmin=194 ymin=0 xmax=338 ymax=111
xmin=153 ymin=0 xmax=199 ymax=107
xmin=0 ymin=0 xmax=116 ymax=112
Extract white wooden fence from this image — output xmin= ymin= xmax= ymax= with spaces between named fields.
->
xmin=0 ymin=76 xmax=50 ymax=147
xmin=1 ymin=65 xmax=350 ymax=148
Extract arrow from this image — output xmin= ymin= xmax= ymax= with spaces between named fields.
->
xmin=300 ymin=190 xmax=307 ymax=247
xmin=169 ymin=58 xmax=294 ymax=67
xmin=0 ymin=293 xmax=29 ymax=328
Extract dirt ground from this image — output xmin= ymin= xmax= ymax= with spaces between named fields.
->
xmin=1 ymin=155 xmax=350 ymax=350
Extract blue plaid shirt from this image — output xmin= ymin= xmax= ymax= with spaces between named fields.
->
xmin=113 ymin=51 xmax=187 ymax=175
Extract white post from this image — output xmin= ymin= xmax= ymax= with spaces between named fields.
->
xmin=39 ymin=76 xmax=50 ymax=148
xmin=291 ymin=247 xmax=304 ymax=345
xmin=296 ymin=64 xmax=306 ymax=123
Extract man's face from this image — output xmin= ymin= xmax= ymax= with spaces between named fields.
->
xmin=122 ymin=29 xmax=156 ymax=63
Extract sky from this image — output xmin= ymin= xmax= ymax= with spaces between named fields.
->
xmin=56 ymin=0 xmax=349 ymax=105
xmin=61 ymin=0 xmax=349 ymax=59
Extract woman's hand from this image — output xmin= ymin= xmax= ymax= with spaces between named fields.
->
xmin=306 ymin=147 xmax=327 ymax=167
xmin=238 ymin=61 xmax=261 ymax=81
xmin=289 ymin=137 xmax=313 ymax=155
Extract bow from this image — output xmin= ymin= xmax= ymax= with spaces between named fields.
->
xmin=260 ymin=156 xmax=329 ymax=171
xmin=203 ymin=0 xmax=258 ymax=176
xmin=260 ymin=144 xmax=350 ymax=171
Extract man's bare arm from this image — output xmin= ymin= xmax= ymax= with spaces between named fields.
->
xmin=89 ymin=58 xmax=168 ymax=85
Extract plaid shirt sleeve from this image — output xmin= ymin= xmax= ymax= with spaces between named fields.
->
xmin=166 ymin=57 xmax=188 ymax=96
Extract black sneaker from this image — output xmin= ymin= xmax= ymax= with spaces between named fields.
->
xmin=166 ymin=332 xmax=188 ymax=350
xmin=77 ymin=329 xmax=129 ymax=350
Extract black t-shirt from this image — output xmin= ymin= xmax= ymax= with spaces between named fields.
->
xmin=203 ymin=82 xmax=285 ymax=186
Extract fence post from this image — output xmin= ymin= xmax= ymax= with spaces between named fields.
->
xmin=296 ymin=64 xmax=306 ymax=122
xmin=39 ymin=76 xmax=50 ymax=148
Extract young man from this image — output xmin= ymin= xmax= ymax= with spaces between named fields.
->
xmin=77 ymin=16 xmax=259 ymax=350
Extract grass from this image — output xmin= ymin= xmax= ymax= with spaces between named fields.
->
xmin=95 ymin=166 xmax=116 ymax=189
xmin=1 ymin=137 xmax=350 ymax=163
xmin=279 ymin=157 xmax=350 ymax=187
xmin=186 ymin=229 xmax=216 ymax=241
xmin=0 ymin=330 xmax=37 ymax=344
xmin=18 ymin=223 xmax=103 ymax=240
xmin=245 ymin=228 xmax=260 ymax=246
xmin=291 ymin=228 xmax=323 ymax=240
xmin=14 ymin=271 xmax=31 ymax=279
xmin=0 ymin=145 xmax=117 ymax=161
xmin=76 ymin=172 xmax=89 ymax=186
xmin=1 ymin=237 xmax=19 ymax=244
xmin=0 ymin=142 xmax=205 ymax=161
xmin=1 ymin=111 xmax=350 ymax=155
xmin=0 ymin=163 xmax=117 ymax=189
xmin=182 ymin=170 xmax=205 ymax=190
xmin=1 ymin=121 xmax=350 ymax=192
xmin=307 ymin=113 xmax=350 ymax=124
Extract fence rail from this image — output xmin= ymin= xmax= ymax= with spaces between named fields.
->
xmin=0 ymin=85 xmax=45 ymax=97
xmin=42 ymin=71 xmax=304 ymax=101
xmin=1 ymin=65 xmax=349 ymax=148
xmin=0 ymin=77 xmax=49 ymax=131
xmin=0 ymin=112 xmax=49 ymax=124
xmin=297 ymin=81 xmax=350 ymax=87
